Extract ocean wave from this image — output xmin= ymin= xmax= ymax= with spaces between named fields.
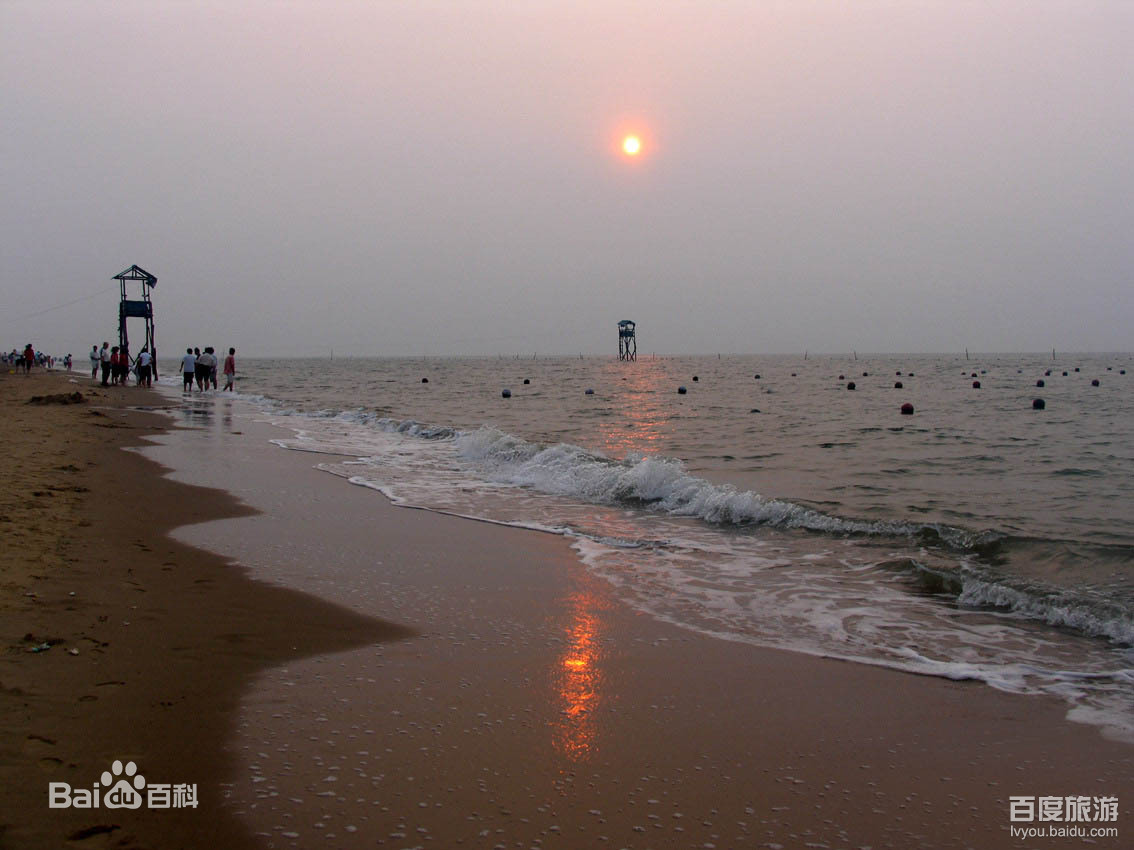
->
xmin=454 ymin=426 xmax=994 ymax=547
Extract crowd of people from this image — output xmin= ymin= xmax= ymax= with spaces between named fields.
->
xmin=180 ymin=346 xmax=237 ymax=392
xmin=4 ymin=344 xmax=68 ymax=372
xmin=7 ymin=339 xmax=237 ymax=392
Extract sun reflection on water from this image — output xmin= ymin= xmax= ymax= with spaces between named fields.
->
xmin=552 ymin=570 xmax=614 ymax=760
xmin=593 ymin=359 xmax=675 ymax=460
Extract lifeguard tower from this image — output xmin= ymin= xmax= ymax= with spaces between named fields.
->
xmin=114 ymin=264 xmax=157 ymax=377
xmin=618 ymin=320 xmax=636 ymax=361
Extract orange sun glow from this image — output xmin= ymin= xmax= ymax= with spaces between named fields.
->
xmin=621 ymin=135 xmax=642 ymax=156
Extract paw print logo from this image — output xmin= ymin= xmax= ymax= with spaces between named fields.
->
xmin=101 ymin=759 xmax=145 ymax=809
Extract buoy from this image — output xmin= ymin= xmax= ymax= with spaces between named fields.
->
xmin=838 ymin=374 xmax=845 ymax=380
xmin=896 ymin=371 xmax=902 ymax=376
xmin=1032 ymin=398 xmax=1046 ymax=409
xmin=754 ymin=374 xmax=761 ymax=380
xmin=1091 ymin=379 xmax=1100 ymax=386
xmin=900 ymin=403 xmax=914 ymax=415
xmin=501 ymin=388 xmax=511 ymax=398
xmin=1107 ymin=366 xmax=1113 ymax=371
xmin=1062 ymin=371 xmax=1068 ymax=376
xmin=1045 ymin=370 xmax=1052 ymax=376
xmin=1074 ymin=367 xmax=1080 ymax=372
xmin=1122 ymin=369 xmax=1127 ymax=374
xmin=1036 ymin=379 xmax=1045 ymax=387
xmin=972 ymin=381 xmax=981 ymax=388
xmin=847 ymin=382 xmax=856 ymax=390
xmin=749 ymin=408 xmax=761 ymax=413
xmin=677 ymin=386 xmax=687 ymax=394
xmin=971 ymin=372 xmax=978 ymax=378
xmin=895 ymin=381 xmax=903 ymax=389
xmin=523 ymin=378 xmax=530 ymax=384
xmin=421 ymin=377 xmax=428 ymax=383
xmin=791 ymin=373 xmax=797 ymax=377
xmin=862 ymin=372 xmax=869 ymax=377
xmin=692 ymin=376 xmax=699 ymax=382
xmin=585 ymin=388 xmax=594 ymax=395
xmin=908 ymin=372 xmax=914 ymax=377
xmin=981 ymin=370 xmax=987 ymax=375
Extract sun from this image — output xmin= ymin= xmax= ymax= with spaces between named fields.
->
xmin=621 ymin=135 xmax=642 ymax=156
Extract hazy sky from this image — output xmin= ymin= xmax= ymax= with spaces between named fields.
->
xmin=3 ymin=1 xmax=1131 ymax=356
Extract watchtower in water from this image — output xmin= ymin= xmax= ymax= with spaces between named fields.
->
xmin=114 ymin=264 xmax=157 ymax=377
xmin=618 ymin=320 xmax=636 ymax=361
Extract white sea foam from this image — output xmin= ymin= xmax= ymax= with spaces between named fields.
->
xmin=236 ymin=398 xmax=1134 ymax=741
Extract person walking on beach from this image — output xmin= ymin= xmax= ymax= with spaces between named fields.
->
xmin=206 ymin=347 xmax=219 ymax=389
xmin=100 ymin=342 xmax=111 ymax=386
xmin=195 ymin=347 xmax=216 ymax=391
xmin=136 ymin=347 xmax=153 ymax=387
xmin=23 ymin=343 xmax=34 ymax=374
xmin=89 ymin=345 xmax=99 ymax=380
xmin=222 ymin=347 xmax=236 ymax=391
xmin=193 ymin=347 xmax=206 ymax=391
xmin=181 ymin=347 xmax=196 ymax=392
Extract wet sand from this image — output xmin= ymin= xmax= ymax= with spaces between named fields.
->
xmin=2 ymin=370 xmax=1129 ymax=848
xmin=0 ymin=371 xmax=408 ymax=848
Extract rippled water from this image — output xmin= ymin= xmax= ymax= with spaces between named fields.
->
xmin=164 ymin=352 xmax=1134 ymax=739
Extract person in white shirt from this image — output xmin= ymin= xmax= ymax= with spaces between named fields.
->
xmin=89 ymin=345 xmax=100 ymax=380
xmin=99 ymin=342 xmax=111 ymax=386
xmin=136 ymin=347 xmax=153 ymax=387
xmin=181 ymin=348 xmax=196 ymax=392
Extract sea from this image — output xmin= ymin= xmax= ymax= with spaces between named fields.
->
xmin=161 ymin=353 xmax=1133 ymax=740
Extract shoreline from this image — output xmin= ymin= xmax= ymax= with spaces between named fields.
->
xmin=2 ymin=370 xmax=1129 ymax=848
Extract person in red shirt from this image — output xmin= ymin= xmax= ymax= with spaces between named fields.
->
xmin=222 ymin=347 xmax=236 ymax=391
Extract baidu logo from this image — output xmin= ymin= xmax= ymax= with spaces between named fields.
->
xmin=48 ymin=760 xmax=197 ymax=809
xmin=101 ymin=760 xmax=145 ymax=809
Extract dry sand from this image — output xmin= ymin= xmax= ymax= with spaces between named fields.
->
xmin=1 ymin=369 xmax=1129 ymax=849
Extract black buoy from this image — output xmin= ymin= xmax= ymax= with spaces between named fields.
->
xmin=677 ymin=386 xmax=687 ymax=394
xmin=791 ymin=373 xmax=797 ymax=377
xmin=972 ymin=381 xmax=981 ymax=388
xmin=421 ymin=377 xmax=428 ymax=383
xmin=895 ymin=381 xmax=903 ymax=388
xmin=862 ymin=371 xmax=869 ymax=377
xmin=971 ymin=372 xmax=978 ymax=378
xmin=1037 ymin=379 xmax=1045 ymax=387
xmin=692 ymin=375 xmax=699 ymax=382
xmin=1074 ymin=367 xmax=1080 ymax=372
xmin=585 ymin=388 xmax=594 ymax=395
xmin=754 ymin=374 xmax=761 ymax=380
xmin=1121 ymin=369 xmax=1127 ymax=374
xmin=981 ymin=370 xmax=987 ymax=375
xmin=900 ymin=403 xmax=914 ymax=415
xmin=1033 ymin=398 xmax=1046 ymax=409
xmin=523 ymin=378 xmax=530 ymax=384
xmin=749 ymin=408 xmax=761 ymax=413
xmin=501 ymin=388 xmax=511 ymax=398
xmin=908 ymin=372 xmax=914 ymax=377
xmin=1107 ymin=366 xmax=1113 ymax=371
xmin=1091 ymin=379 xmax=1100 ymax=386
xmin=1045 ymin=370 xmax=1052 ymax=376
xmin=896 ymin=371 xmax=903 ymax=376
xmin=838 ymin=374 xmax=845 ymax=380
xmin=847 ymin=382 xmax=856 ymax=390
xmin=1062 ymin=371 xmax=1068 ymax=376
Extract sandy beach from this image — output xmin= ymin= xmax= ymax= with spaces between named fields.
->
xmin=1 ymin=369 xmax=1129 ymax=849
